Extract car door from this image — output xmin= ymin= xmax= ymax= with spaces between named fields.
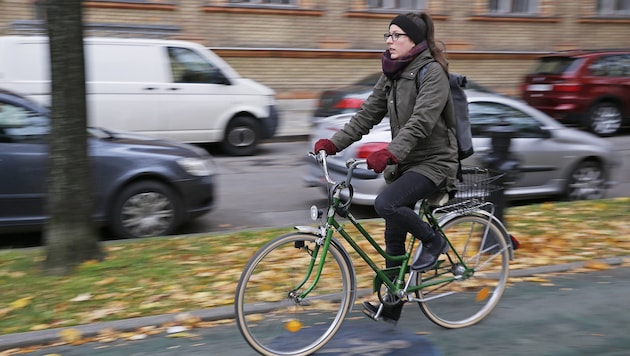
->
xmin=466 ymin=99 xmax=562 ymax=192
xmin=160 ymin=46 xmax=234 ymax=143
xmin=0 ymin=102 xmax=49 ymax=227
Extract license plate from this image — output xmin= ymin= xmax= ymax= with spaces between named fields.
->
xmin=527 ymin=84 xmax=552 ymax=91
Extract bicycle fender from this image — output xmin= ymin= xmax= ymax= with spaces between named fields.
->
xmin=294 ymin=225 xmax=322 ymax=235
xmin=291 ymin=227 xmax=358 ymax=302
xmin=437 ymin=210 xmax=514 ymax=260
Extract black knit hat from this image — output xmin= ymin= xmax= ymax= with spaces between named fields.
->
xmin=389 ymin=14 xmax=425 ymax=44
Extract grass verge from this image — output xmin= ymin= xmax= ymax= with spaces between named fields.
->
xmin=0 ymin=198 xmax=629 ymax=336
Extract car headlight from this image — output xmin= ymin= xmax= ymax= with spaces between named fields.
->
xmin=177 ymin=157 xmax=215 ymax=177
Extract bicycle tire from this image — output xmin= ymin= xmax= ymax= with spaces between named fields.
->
xmin=415 ymin=212 xmax=510 ymax=328
xmin=235 ymin=232 xmax=356 ymax=356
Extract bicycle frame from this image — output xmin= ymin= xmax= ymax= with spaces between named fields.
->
xmin=295 ymin=152 xmax=486 ymax=302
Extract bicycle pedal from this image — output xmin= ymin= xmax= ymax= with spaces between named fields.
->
xmin=362 ymin=308 xmax=379 ymax=322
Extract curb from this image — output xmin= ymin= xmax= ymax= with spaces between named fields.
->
xmin=0 ymin=256 xmax=627 ymax=351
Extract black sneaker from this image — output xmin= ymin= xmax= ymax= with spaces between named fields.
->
xmin=411 ymin=233 xmax=448 ymax=272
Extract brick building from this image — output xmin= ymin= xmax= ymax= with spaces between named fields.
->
xmin=1 ymin=0 xmax=629 ymax=98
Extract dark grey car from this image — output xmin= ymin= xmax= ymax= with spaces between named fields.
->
xmin=0 ymin=90 xmax=216 ymax=239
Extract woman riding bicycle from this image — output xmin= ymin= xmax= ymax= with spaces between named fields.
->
xmin=314 ymin=11 xmax=459 ymax=324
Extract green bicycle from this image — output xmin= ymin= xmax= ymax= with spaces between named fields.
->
xmin=235 ymin=151 xmax=514 ymax=356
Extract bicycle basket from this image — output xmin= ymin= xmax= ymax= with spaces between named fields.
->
xmin=444 ymin=166 xmax=505 ymax=211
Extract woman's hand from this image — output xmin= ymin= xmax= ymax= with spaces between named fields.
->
xmin=314 ymin=139 xmax=338 ymax=155
xmin=367 ymin=149 xmax=398 ymax=173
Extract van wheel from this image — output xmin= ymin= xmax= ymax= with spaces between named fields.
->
xmin=564 ymin=161 xmax=606 ymax=201
xmin=587 ymin=102 xmax=622 ymax=137
xmin=221 ymin=115 xmax=259 ymax=156
xmin=110 ymin=181 xmax=183 ymax=239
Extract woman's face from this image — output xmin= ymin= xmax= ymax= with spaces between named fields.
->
xmin=385 ymin=24 xmax=415 ymax=59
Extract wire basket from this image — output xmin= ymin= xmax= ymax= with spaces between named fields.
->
xmin=442 ymin=166 xmax=505 ymax=212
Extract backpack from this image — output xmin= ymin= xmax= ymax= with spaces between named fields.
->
xmin=416 ymin=63 xmax=474 ymax=160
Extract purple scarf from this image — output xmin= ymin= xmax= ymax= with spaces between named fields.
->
xmin=381 ymin=41 xmax=428 ymax=80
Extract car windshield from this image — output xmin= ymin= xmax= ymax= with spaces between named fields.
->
xmin=0 ymin=103 xmax=48 ymax=142
xmin=530 ymin=56 xmax=579 ymax=75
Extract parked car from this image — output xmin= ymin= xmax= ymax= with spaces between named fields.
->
xmin=312 ymin=72 xmax=496 ymax=126
xmin=0 ymin=89 xmax=217 ymax=239
xmin=521 ymin=49 xmax=630 ymax=137
xmin=303 ymin=90 xmax=621 ymax=205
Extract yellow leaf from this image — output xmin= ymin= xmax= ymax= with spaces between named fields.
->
xmin=284 ymin=319 xmax=303 ymax=333
xmin=166 ymin=332 xmax=197 ymax=338
xmin=95 ymin=277 xmax=116 ymax=286
xmin=69 ymin=293 xmax=92 ymax=302
xmin=10 ymin=296 xmax=33 ymax=309
xmin=475 ymin=287 xmax=490 ymax=302
xmin=59 ymin=328 xmax=82 ymax=343
xmin=583 ymin=261 xmax=610 ymax=270
xmin=30 ymin=324 xmax=50 ymax=331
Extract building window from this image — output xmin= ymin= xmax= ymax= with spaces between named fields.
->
xmin=365 ymin=0 xmax=427 ymax=11
xmin=227 ymin=0 xmax=297 ymax=5
xmin=597 ymin=0 xmax=630 ymax=15
xmin=488 ymin=0 xmax=539 ymax=14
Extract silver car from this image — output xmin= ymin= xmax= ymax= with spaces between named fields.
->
xmin=303 ymin=90 xmax=622 ymax=205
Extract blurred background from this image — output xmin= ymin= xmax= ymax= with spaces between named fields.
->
xmin=2 ymin=0 xmax=628 ymax=99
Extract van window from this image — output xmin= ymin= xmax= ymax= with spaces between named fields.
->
xmin=168 ymin=47 xmax=227 ymax=84
xmin=86 ymin=44 xmax=164 ymax=82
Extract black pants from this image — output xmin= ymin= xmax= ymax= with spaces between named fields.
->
xmin=374 ymin=171 xmax=437 ymax=268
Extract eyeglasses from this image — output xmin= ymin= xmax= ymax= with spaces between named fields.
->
xmin=383 ymin=33 xmax=408 ymax=42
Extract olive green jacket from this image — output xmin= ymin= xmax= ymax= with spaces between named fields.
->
xmin=330 ymin=49 xmax=459 ymax=191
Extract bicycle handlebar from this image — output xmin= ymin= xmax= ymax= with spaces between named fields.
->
xmin=309 ymin=150 xmax=367 ymax=187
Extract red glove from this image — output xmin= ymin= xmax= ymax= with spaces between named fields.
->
xmin=366 ymin=149 xmax=398 ymax=173
xmin=314 ymin=139 xmax=338 ymax=155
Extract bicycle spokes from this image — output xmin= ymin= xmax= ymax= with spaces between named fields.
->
xmin=415 ymin=214 xmax=510 ymax=329
xmin=235 ymin=233 xmax=355 ymax=355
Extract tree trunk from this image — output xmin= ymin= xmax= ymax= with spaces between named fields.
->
xmin=43 ymin=0 xmax=104 ymax=275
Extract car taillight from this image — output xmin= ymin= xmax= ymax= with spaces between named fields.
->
xmin=355 ymin=142 xmax=389 ymax=158
xmin=553 ymin=83 xmax=581 ymax=92
xmin=333 ymin=98 xmax=365 ymax=109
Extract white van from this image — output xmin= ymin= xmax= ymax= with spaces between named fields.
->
xmin=0 ymin=35 xmax=278 ymax=155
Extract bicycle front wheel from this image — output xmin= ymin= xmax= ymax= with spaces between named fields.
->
xmin=235 ymin=232 xmax=355 ymax=356
xmin=416 ymin=213 xmax=510 ymax=328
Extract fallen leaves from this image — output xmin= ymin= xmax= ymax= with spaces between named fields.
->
xmin=0 ymin=198 xmax=627 ymax=339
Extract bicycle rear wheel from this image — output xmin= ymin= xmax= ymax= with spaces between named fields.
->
xmin=235 ymin=232 xmax=355 ymax=356
xmin=416 ymin=213 xmax=509 ymax=328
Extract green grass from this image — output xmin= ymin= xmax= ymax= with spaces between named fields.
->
xmin=0 ymin=198 xmax=629 ymax=335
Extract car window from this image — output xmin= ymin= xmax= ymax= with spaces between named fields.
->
xmin=530 ymin=56 xmax=579 ymax=75
xmin=168 ymin=46 xmax=225 ymax=84
xmin=469 ymin=101 xmax=545 ymax=139
xmin=0 ymin=102 xmax=48 ymax=143
xmin=587 ymin=54 xmax=630 ymax=77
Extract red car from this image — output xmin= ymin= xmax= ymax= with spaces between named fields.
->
xmin=521 ymin=49 xmax=630 ymax=136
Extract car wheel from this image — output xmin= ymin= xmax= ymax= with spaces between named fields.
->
xmin=110 ymin=181 xmax=183 ymax=239
xmin=565 ymin=161 xmax=606 ymax=201
xmin=221 ymin=115 xmax=259 ymax=156
xmin=587 ymin=102 xmax=622 ymax=137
